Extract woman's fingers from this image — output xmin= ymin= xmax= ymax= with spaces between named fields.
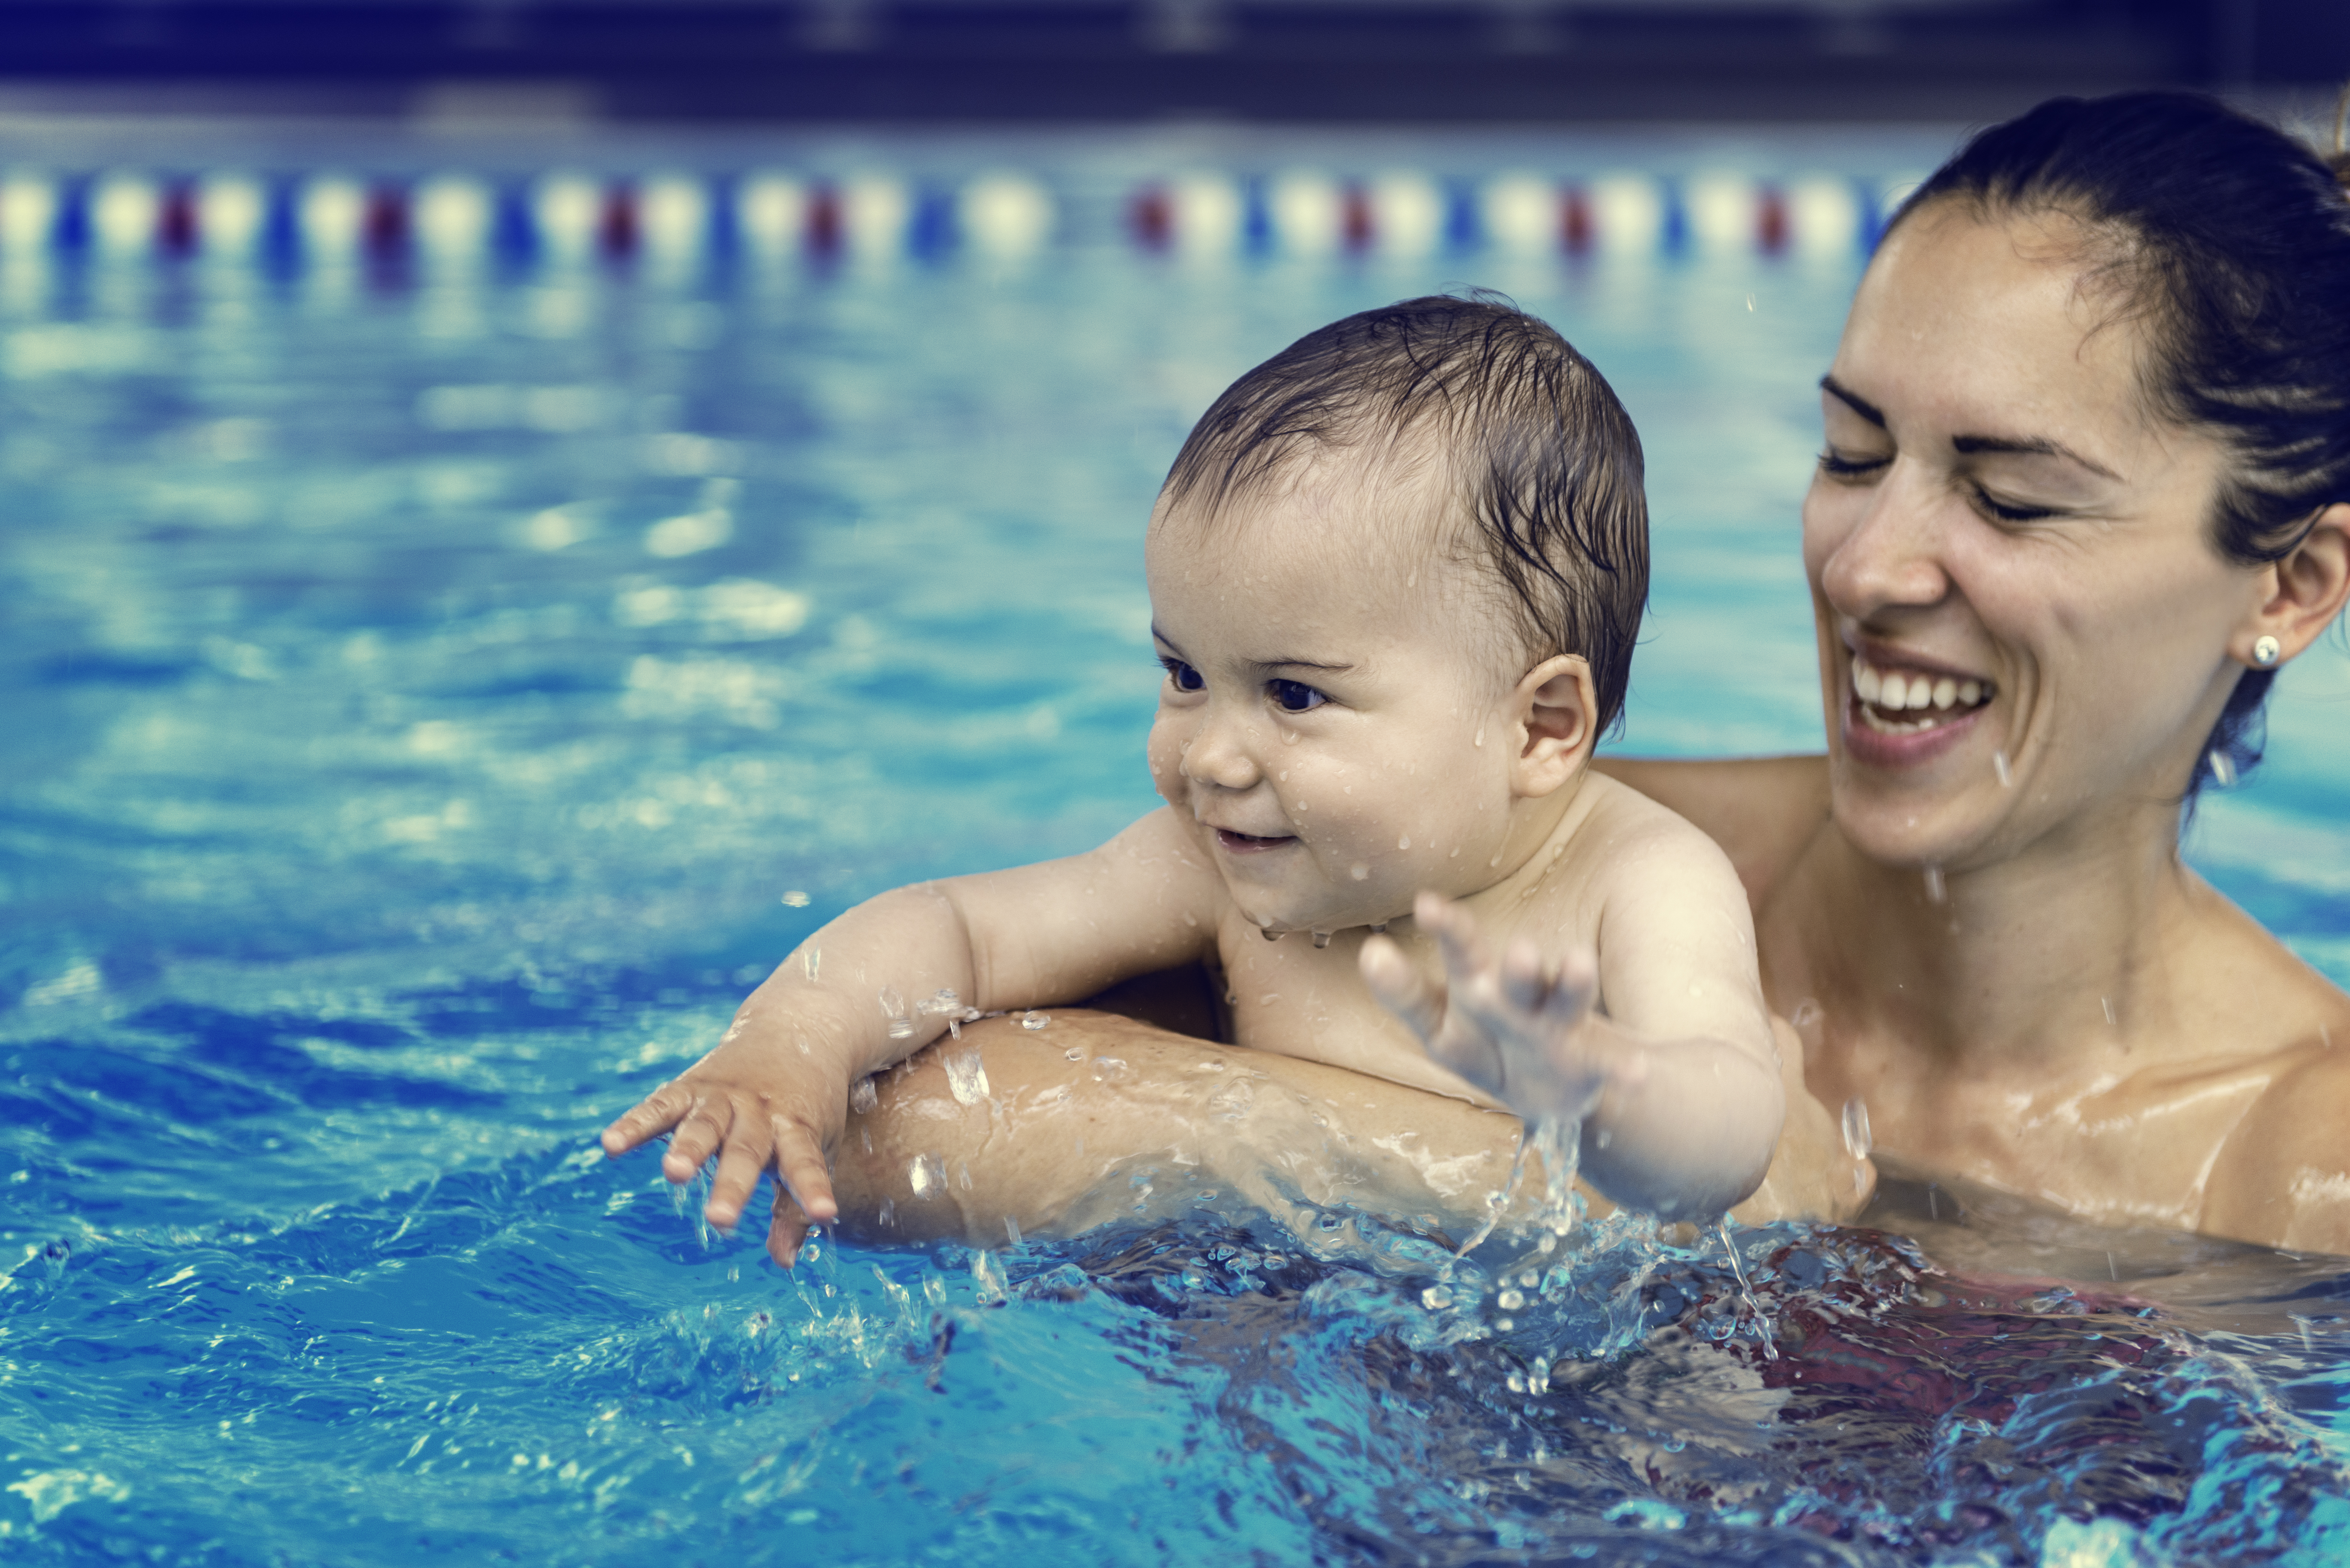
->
xmin=1360 ymin=933 xmax=1445 ymax=1042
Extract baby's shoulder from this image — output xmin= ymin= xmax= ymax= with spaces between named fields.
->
xmin=1514 ymin=772 xmax=1751 ymax=927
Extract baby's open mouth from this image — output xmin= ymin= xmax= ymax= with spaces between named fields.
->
xmin=1216 ymin=828 xmax=1296 ymax=853
xmin=1852 ymin=653 xmax=1995 ymax=736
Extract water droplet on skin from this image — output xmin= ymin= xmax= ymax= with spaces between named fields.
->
xmin=1310 ymin=930 xmax=1331 ymax=949
xmin=1064 ymin=1046 xmax=1083 ymax=1061
xmin=1473 ymin=726 xmax=1484 ymax=747
xmin=1398 ymin=835 xmax=1411 ymax=850
xmin=2102 ymin=996 xmax=2116 ymax=1026
xmin=850 ymin=1076 xmax=878 ymax=1114
xmin=942 ymin=1048 xmax=991 ymax=1106
xmin=802 ymin=947 xmax=821 ymax=982
xmin=1282 ymin=729 xmax=1299 ymax=745
xmin=1261 ymin=924 xmax=1283 ymax=941
xmin=1021 ymin=1011 xmax=1050 ymax=1031
xmin=1490 ymin=853 xmax=1502 ymax=868
xmin=1369 ymin=922 xmax=1388 ymax=934
xmin=1923 ymin=865 xmax=1945 ymax=904
xmin=1993 ymin=749 xmax=2012 ymax=787
xmin=1349 ymin=862 xmax=1369 ymax=881
xmin=1840 ymin=1097 xmax=1871 ymax=1162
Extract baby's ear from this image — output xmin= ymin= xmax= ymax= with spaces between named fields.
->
xmin=1512 ymin=654 xmax=1596 ymax=799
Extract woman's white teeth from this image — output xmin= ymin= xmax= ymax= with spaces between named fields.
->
xmin=1851 ymin=655 xmax=1993 ymax=732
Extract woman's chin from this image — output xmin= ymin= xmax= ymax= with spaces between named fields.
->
xmin=1830 ymin=700 xmax=2015 ymax=872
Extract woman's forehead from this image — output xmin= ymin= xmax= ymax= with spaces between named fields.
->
xmin=1837 ymin=205 xmax=2158 ymax=442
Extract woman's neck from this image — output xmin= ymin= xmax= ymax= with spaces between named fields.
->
xmin=1771 ymin=799 xmax=2197 ymax=1078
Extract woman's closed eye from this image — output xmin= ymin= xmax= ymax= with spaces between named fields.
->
xmin=1818 ymin=447 xmax=1889 ymax=479
xmin=1267 ymin=678 xmax=1327 ymax=713
xmin=1158 ymin=656 xmax=1204 ymax=693
xmin=1967 ymin=484 xmax=2061 ymax=525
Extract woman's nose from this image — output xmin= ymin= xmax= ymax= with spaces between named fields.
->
xmin=1182 ymin=705 xmax=1262 ymax=791
xmin=1818 ymin=463 xmax=1954 ymax=620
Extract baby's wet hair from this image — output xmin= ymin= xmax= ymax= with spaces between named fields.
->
xmin=1160 ymin=292 xmax=1649 ymax=735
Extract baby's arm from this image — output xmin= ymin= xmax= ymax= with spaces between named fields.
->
xmin=1361 ymin=821 xmax=1784 ymax=1219
xmin=599 ymin=808 xmax=1220 ymax=1259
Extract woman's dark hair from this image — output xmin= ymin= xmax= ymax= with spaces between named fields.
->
xmin=1890 ymin=90 xmax=2350 ymax=807
xmin=1162 ymin=293 xmax=1649 ymax=735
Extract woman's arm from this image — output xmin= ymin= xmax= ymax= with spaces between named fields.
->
xmin=1594 ymin=754 xmax=1831 ymax=912
xmin=821 ymin=1007 xmax=1872 ymax=1257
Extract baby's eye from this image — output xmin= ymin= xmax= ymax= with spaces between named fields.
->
xmin=1159 ymin=657 xmax=1204 ymax=693
xmin=1268 ymin=679 xmax=1326 ymax=713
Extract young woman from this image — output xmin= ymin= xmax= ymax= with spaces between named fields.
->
xmin=673 ymin=91 xmax=2350 ymax=1265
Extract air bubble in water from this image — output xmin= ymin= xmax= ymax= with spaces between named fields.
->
xmin=1496 ymin=1287 xmax=1525 ymax=1311
xmin=1421 ymin=1283 xmax=1454 ymax=1310
xmin=1021 ymin=1011 xmax=1051 ymax=1031
xmin=849 ymin=1076 xmax=878 ymax=1114
xmin=1840 ymin=1097 xmax=1871 ymax=1162
xmin=1310 ymin=930 xmax=1331 ymax=949
xmin=1993 ymin=749 xmax=2012 ymax=787
xmin=1923 ymin=865 xmax=1945 ymax=904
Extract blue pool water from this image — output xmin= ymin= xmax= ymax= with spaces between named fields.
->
xmin=5 ymin=124 xmax=2350 ymax=1565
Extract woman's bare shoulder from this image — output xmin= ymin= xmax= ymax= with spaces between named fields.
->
xmin=2189 ymin=890 xmax=2350 ymax=1252
xmin=1592 ymin=754 xmax=1831 ymax=909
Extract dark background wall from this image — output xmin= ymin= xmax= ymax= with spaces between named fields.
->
xmin=0 ymin=0 xmax=2341 ymax=120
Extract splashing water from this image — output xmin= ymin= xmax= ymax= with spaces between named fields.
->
xmin=878 ymin=985 xmax=915 ymax=1040
xmin=942 ymin=1048 xmax=992 ymax=1106
xmin=1841 ymin=1096 xmax=1872 ymax=1162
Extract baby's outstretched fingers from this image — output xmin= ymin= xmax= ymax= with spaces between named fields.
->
xmin=767 ymin=1181 xmax=813 ymax=1268
xmin=706 ymin=1108 xmax=773 ymax=1229
xmin=660 ymin=1093 xmax=732 ymax=1185
xmin=1360 ymin=932 xmax=1444 ymax=1042
xmin=599 ymin=1082 xmax=692 ymax=1157
xmin=770 ymin=1114 xmax=839 ymax=1229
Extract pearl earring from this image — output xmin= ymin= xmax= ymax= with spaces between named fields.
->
xmin=2252 ymin=634 xmax=2281 ymax=668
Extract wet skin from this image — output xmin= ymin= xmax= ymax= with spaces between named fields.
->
xmin=823 ymin=200 xmax=2350 ymax=1259
xmin=1615 ymin=204 xmax=2350 ymax=1251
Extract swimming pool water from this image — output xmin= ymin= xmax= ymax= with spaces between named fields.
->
xmin=5 ymin=124 xmax=2350 ymax=1565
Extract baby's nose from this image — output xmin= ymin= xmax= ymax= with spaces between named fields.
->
xmin=1181 ymin=718 xmax=1262 ymax=791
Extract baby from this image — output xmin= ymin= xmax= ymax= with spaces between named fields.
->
xmin=602 ymin=294 xmax=1786 ymax=1261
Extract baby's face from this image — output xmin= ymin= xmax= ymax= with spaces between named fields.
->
xmin=1144 ymin=467 xmax=1533 ymax=936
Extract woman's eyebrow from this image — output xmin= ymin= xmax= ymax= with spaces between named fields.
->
xmin=1825 ymin=373 xmax=2124 ymax=481
xmin=1951 ymin=433 xmax=2123 ymax=481
xmin=1820 ymin=375 xmax=1886 ymax=427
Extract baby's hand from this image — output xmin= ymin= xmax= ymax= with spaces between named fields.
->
xmin=599 ymin=1010 xmax=848 ymax=1267
xmin=1359 ymin=891 xmax=1644 ymax=1127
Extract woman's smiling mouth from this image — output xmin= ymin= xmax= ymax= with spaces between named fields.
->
xmin=1851 ymin=651 xmax=1996 ymax=736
